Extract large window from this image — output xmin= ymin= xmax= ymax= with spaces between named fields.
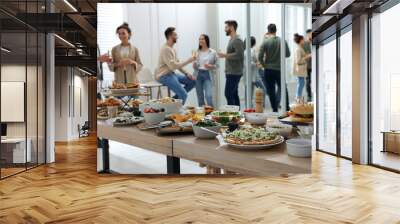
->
xmin=370 ymin=3 xmax=400 ymax=171
xmin=317 ymin=36 xmax=337 ymax=154
xmin=339 ymin=28 xmax=352 ymax=158
xmin=0 ymin=1 xmax=46 ymax=179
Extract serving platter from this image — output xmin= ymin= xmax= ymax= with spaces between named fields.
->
xmin=217 ymin=135 xmax=285 ymax=150
xmin=112 ymin=117 xmax=144 ymax=126
xmin=279 ymin=116 xmax=313 ymax=126
xmin=110 ymin=88 xmax=140 ymax=94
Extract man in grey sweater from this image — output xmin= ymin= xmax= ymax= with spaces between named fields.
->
xmin=258 ymin=24 xmax=290 ymax=112
xmin=217 ymin=20 xmax=244 ymax=107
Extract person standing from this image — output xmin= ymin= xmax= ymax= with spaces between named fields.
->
xmin=258 ymin=24 xmax=291 ymax=112
xmin=193 ymin=34 xmax=217 ymax=107
xmin=217 ymin=20 xmax=244 ymax=107
xmin=108 ymin=22 xmax=143 ymax=84
xmin=244 ymin=36 xmax=265 ymax=107
xmin=156 ymin=27 xmax=196 ymax=104
xmin=304 ymin=29 xmax=312 ymax=102
xmin=293 ymin=34 xmax=312 ymax=99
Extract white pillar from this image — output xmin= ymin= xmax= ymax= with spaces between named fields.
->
xmin=245 ymin=3 xmax=251 ymax=108
xmin=280 ymin=4 xmax=287 ymax=113
xmin=352 ymin=14 xmax=369 ymax=164
xmin=46 ymin=33 xmax=55 ymax=163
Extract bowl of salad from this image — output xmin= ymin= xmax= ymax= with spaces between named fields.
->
xmin=210 ymin=111 xmax=241 ymax=126
xmin=192 ymin=119 xmax=221 ymax=139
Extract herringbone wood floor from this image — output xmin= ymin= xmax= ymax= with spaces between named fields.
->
xmin=1 ymin=135 xmax=400 ymax=224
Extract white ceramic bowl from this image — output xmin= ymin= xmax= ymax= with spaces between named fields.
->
xmin=143 ymin=112 xmax=166 ymax=125
xmin=286 ymin=138 xmax=312 ymax=157
xmin=140 ymin=100 xmax=182 ymax=115
xmin=161 ymin=100 xmax=183 ymax=114
xmin=192 ymin=125 xmax=221 ymax=139
xmin=266 ymin=123 xmax=293 ymax=138
xmin=244 ymin=112 xmax=268 ymax=125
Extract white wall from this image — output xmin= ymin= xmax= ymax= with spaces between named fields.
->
xmin=55 ymin=67 xmax=89 ymax=141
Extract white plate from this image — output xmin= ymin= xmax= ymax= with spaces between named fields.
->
xmin=112 ymin=117 xmax=144 ymax=126
xmin=217 ymin=135 xmax=285 ymax=150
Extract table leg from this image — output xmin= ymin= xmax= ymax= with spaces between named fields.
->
xmin=98 ymin=138 xmax=110 ymax=174
xmin=157 ymin=86 xmax=162 ymax=99
xmin=166 ymin=155 xmax=180 ymax=174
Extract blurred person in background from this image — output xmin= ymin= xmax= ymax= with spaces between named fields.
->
xmin=293 ymin=34 xmax=312 ymax=100
xmin=303 ymin=29 xmax=312 ymax=102
xmin=258 ymin=23 xmax=290 ymax=112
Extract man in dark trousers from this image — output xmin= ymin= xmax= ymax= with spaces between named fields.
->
xmin=217 ymin=20 xmax=244 ymax=107
xmin=258 ymin=24 xmax=290 ymax=112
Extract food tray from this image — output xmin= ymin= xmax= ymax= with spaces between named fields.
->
xmin=112 ymin=117 xmax=144 ymax=127
xmin=110 ymin=88 xmax=139 ymax=94
xmin=156 ymin=125 xmax=193 ymax=135
xmin=279 ymin=117 xmax=313 ymax=126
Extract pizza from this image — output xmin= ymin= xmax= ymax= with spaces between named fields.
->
xmin=224 ymin=128 xmax=281 ymax=145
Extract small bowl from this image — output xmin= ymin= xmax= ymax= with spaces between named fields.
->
xmin=244 ymin=112 xmax=268 ymax=125
xmin=143 ymin=112 xmax=166 ymax=125
xmin=193 ymin=125 xmax=221 ymax=139
xmin=286 ymin=138 xmax=312 ymax=157
xmin=266 ymin=123 xmax=293 ymax=138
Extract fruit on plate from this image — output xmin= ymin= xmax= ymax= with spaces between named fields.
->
xmin=224 ymin=128 xmax=280 ymax=145
xmin=244 ymin=108 xmax=256 ymax=113
xmin=143 ymin=107 xmax=165 ymax=113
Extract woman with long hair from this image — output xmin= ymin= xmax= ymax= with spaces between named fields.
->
xmin=293 ymin=33 xmax=311 ymax=100
xmin=108 ymin=22 xmax=143 ymax=84
xmin=193 ymin=34 xmax=217 ymax=107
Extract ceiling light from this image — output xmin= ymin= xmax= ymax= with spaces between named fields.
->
xmin=63 ymin=0 xmax=78 ymax=12
xmin=54 ymin=34 xmax=75 ymax=48
xmin=1 ymin=47 xmax=11 ymax=53
xmin=323 ymin=0 xmax=354 ymax=15
xmin=78 ymin=68 xmax=92 ymax=76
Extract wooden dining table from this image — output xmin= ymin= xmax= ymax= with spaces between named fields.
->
xmin=97 ymin=121 xmax=311 ymax=175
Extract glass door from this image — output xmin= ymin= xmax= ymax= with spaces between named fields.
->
xmin=317 ymin=35 xmax=337 ymax=155
xmin=339 ymin=27 xmax=352 ymax=159
xmin=370 ymin=3 xmax=400 ymax=171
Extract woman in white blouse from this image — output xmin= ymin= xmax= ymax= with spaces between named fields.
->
xmin=193 ymin=34 xmax=218 ymax=107
xmin=108 ymin=23 xmax=143 ymax=84
xmin=293 ymin=33 xmax=311 ymax=99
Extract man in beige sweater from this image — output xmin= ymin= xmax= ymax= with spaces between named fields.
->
xmin=156 ymin=27 xmax=196 ymax=104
